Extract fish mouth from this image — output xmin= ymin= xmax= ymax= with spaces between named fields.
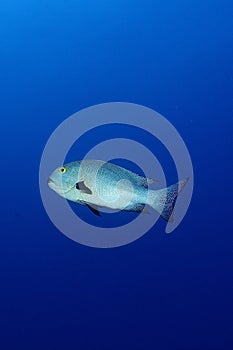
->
xmin=48 ymin=178 xmax=56 ymax=185
xmin=47 ymin=178 xmax=58 ymax=189
xmin=47 ymin=177 xmax=71 ymax=195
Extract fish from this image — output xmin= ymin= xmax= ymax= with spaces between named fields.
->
xmin=48 ymin=160 xmax=188 ymax=222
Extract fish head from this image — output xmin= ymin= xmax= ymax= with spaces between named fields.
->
xmin=48 ymin=163 xmax=78 ymax=197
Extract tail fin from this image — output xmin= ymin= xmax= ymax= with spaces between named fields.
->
xmin=147 ymin=178 xmax=189 ymax=222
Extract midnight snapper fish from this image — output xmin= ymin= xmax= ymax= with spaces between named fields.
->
xmin=48 ymin=160 xmax=188 ymax=222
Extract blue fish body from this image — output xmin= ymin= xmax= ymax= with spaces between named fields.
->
xmin=48 ymin=160 xmax=188 ymax=221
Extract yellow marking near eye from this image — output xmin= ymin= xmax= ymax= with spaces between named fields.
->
xmin=58 ymin=166 xmax=67 ymax=174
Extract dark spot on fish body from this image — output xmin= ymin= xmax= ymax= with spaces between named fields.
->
xmin=75 ymin=181 xmax=92 ymax=195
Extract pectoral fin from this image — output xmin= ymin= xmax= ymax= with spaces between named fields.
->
xmin=86 ymin=203 xmax=101 ymax=216
xmin=75 ymin=181 xmax=92 ymax=195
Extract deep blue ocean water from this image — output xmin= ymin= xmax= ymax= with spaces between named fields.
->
xmin=1 ymin=1 xmax=232 ymax=349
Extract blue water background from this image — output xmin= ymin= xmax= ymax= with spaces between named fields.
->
xmin=0 ymin=1 xmax=232 ymax=349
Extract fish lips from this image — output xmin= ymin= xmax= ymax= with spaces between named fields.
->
xmin=47 ymin=178 xmax=61 ymax=192
xmin=47 ymin=177 xmax=72 ymax=195
xmin=48 ymin=177 xmax=56 ymax=186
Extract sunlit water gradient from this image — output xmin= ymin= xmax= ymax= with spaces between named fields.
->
xmin=0 ymin=1 xmax=232 ymax=349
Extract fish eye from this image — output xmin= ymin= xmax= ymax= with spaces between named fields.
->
xmin=58 ymin=166 xmax=67 ymax=174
